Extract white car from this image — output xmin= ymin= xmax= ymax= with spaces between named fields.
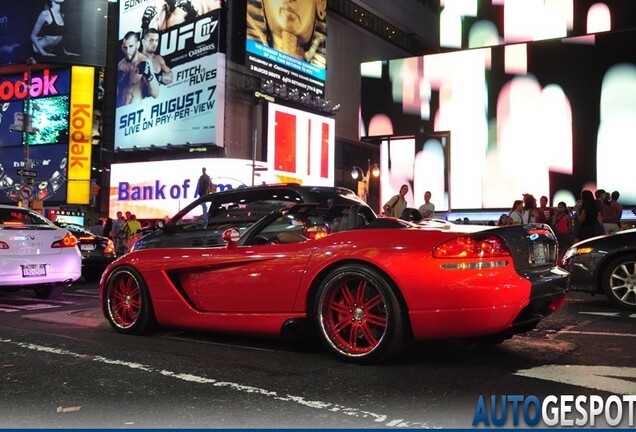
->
xmin=0 ymin=204 xmax=82 ymax=299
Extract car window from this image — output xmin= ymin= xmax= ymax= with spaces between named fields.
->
xmin=57 ymin=223 xmax=93 ymax=236
xmin=244 ymin=208 xmax=328 ymax=245
xmin=0 ymin=208 xmax=53 ymax=227
xmin=207 ymin=200 xmax=289 ymax=231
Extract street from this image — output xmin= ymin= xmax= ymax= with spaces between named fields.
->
xmin=1 ymin=280 xmax=635 ymax=428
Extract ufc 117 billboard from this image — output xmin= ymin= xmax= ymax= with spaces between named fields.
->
xmin=116 ymin=1 xmax=222 ymax=150
xmin=0 ymin=0 xmax=107 ymax=67
xmin=246 ymin=0 xmax=327 ymax=97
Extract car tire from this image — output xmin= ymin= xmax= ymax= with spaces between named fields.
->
xmin=103 ymin=267 xmax=156 ymax=334
xmin=34 ymin=285 xmax=63 ymax=300
xmin=602 ymin=254 xmax=636 ymax=310
xmin=313 ymin=264 xmax=406 ymax=364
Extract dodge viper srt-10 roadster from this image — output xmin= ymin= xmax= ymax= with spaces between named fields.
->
xmin=100 ymin=187 xmax=569 ymax=363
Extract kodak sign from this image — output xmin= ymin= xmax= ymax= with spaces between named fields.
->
xmin=67 ymin=66 xmax=94 ymax=204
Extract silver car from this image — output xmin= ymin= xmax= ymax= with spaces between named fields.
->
xmin=0 ymin=204 xmax=82 ymax=299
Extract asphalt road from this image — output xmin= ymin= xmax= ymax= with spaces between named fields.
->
xmin=0 ymin=280 xmax=635 ymax=428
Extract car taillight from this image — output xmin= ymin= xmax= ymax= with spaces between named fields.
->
xmin=51 ymin=232 xmax=78 ymax=248
xmin=432 ymin=235 xmax=510 ymax=259
xmin=0 ymin=241 xmax=8 ymax=249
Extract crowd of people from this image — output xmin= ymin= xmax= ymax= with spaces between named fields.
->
xmin=381 ymin=184 xmax=625 ymax=259
xmin=92 ymin=211 xmax=143 ymax=255
xmin=500 ymin=189 xmax=623 ymax=257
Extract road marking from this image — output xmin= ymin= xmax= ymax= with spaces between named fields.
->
xmin=559 ymin=330 xmax=636 ymax=338
xmin=579 ymin=311 xmax=636 ymax=319
xmin=580 ymin=311 xmax=620 ymax=318
xmin=515 ymin=365 xmax=636 ymax=394
xmin=0 ymin=303 xmax=60 ymax=312
xmin=0 ymin=338 xmax=431 ymax=428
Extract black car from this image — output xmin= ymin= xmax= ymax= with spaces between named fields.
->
xmin=562 ymin=228 xmax=636 ymax=310
xmin=54 ymin=222 xmax=117 ymax=282
xmin=132 ymin=184 xmax=373 ymax=251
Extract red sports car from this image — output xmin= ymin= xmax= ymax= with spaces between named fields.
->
xmin=100 ymin=199 xmax=569 ymax=364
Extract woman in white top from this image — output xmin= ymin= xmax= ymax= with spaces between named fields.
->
xmin=508 ymin=200 xmax=524 ymax=224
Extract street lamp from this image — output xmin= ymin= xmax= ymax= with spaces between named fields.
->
xmin=351 ymin=159 xmax=380 ymax=202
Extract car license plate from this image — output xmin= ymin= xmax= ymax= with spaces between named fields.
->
xmin=22 ymin=264 xmax=47 ymax=277
xmin=80 ymin=244 xmax=96 ymax=251
xmin=532 ymin=243 xmax=547 ymax=264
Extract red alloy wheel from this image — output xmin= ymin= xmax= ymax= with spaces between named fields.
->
xmin=320 ymin=274 xmax=388 ymax=356
xmin=107 ymin=270 xmax=142 ymax=329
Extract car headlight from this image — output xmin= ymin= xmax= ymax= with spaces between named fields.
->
xmin=563 ymin=246 xmax=593 ymax=261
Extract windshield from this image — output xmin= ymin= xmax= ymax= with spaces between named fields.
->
xmin=0 ymin=208 xmax=54 ymax=228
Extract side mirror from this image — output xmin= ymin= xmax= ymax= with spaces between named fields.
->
xmin=221 ymin=228 xmax=241 ymax=249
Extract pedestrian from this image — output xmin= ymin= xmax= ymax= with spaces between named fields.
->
xmin=577 ymin=190 xmax=603 ymax=241
xmin=537 ymin=195 xmax=552 ymax=224
xmin=600 ymin=191 xmax=620 ymax=234
xmin=522 ymin=194 xmax=540 ymax=223
xmin=508 ymin=200 xmax=524 ymax=225
xmin=551 ymin=202 xmax=574 ymax=260
xmin=103 ymin=217 xmax=113 ymax=239
xmin=383 ymin=184 xmax=408 ymax=218
xmin=418 ymin=191 xmax=435 ymax=218
xmin=113 ymin=211 xmax=128 ymax=255
xmin=497 ymin=214 xmax=510 ymax=226
xmin=196 ymin=167 xmax=213 ymax=215
xmin=611 ymin=190 xmax=623 ymax=230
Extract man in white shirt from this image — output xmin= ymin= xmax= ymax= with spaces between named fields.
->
xmin=418 ymin=191 xmax=435 ymax=218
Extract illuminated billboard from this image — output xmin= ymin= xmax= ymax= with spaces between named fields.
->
xmin=0 ymin=143 xmax=68 ymax=203
xmin=109 ymin=158 xmax=277 ymax=219
xmin=67 ymin=65 xmax=95 ymax=205
xmin=0 ymin=66 xmax=94 ymax=205
xmin=115 ymin=2 xmax=222 ymax=149
xmin=439 ymin=0 xmax=636 ymax=50
xmin=0 ymin=0 xmax=108 ymax=67
xmin=246 ymin=0 xmax=327 ymax=97
xmin=266 ymin=102 xmax=334 ymax=186
xmin=361 ymin=28 xmax=636 ymax=209
xmin=26 ymin=95 xmax=69 ymax=145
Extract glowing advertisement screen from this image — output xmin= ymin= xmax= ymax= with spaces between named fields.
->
xmin=25 ymin=95 xmax=69 ymax=145
xmin=0 ymin=68 xmax=76 ymax=204
xmin=439 ymin=0 xmax=636 ymax=50
xmin=109 ymin=158 xmax=280 ymax=219
xmin=0 ymin=0 xmax=108 ymax=67
xmin=246 ymin=0 xmax=327 ymax=97
xmin=266 ymin=102 xmax=334 ymax=186
xmin=0 ymin=143 xmax=68 ymax=203
xmin=116 ymin=2 xmax=222 ymax=149
xmin=361 ymin=28 xmax=636 ymax=210
xmin=0 ymin=68 xmax=71 ymax=148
